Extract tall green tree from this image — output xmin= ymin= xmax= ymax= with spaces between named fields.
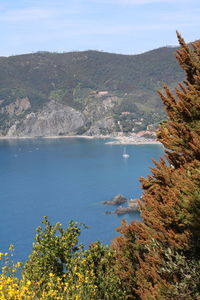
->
xmin=112 ymin=33 xmax=200 ymax=300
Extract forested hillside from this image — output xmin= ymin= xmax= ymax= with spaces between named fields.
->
xmin=0 ymin=46 xmax=184 ymax=136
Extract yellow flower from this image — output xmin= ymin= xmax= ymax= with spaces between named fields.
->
xmin=9 ymin=244 xmax=14 ymax=251
xmin=15 ymin=262 xmax=22 ymax=268
xmin=26 ymin=280 xmax=31 ymax=286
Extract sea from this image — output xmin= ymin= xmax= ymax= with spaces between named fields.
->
xmin=0 ymin=138 xmax=164 ymax=262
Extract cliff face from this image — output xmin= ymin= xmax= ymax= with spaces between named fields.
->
xmin=6 ymin=101 xmax=85 ymax=137
xmin=2 ymin=96 xmax=117 ymax=137
xmin=0 ymin=97 xmax=31 ymax=116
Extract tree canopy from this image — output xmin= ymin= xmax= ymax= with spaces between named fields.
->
xmin=112 ymin=32 xmax=200 ymax=300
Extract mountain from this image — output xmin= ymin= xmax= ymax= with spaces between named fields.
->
xmin=0 ymin=46 xmax=184 ymax=137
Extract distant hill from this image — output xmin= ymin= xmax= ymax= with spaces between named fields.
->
xmin=0 ymin=46 xmax=184 ymax=137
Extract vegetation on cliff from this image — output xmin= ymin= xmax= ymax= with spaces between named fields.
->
xmin=0 ymin=33 xmax=199 ymax=299
xmin=0 ymin=46 xmax=183 ymax=135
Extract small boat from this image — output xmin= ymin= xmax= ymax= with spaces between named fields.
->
xmin=122 ymin=147 xmax=130 ymax=158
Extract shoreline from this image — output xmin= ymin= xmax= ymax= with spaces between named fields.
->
xmin=0 ymin=135 xmax=95 ymax=140
xmin=105 ymin=137 xmax=161 ymax=145
xmin=0 ymin=134 xmax=161 ymax=145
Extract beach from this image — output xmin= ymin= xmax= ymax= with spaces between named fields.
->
xmin=105 ymin=135 xmax=161 ymax=145
xmin=0 ymin=134 xmax=161 ymax=145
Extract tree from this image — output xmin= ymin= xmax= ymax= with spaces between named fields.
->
xmin=22 ymin=216 xmax=126 ymax=299
xmin=112 ymin=33 xmax=200 ymax=300
xmin=23 ymin=217 xmax=84 ymax=287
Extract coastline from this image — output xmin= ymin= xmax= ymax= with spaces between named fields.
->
xmin=105 ymin=136 xmax=161 ymax=145
xmin=0 ymin=135 xmax=95 ymax=140
xmin=0 ymin=134 xmax=161 ymax=145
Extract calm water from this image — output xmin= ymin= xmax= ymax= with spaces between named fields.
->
xmin=0 ymin=138 xmax=163 ymax=262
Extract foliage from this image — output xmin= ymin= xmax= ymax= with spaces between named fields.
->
xmin=112 ymin=33 xmax=200 ymax=299
xmin=0 ymin=245 xmax=33 ymax=299
xmin=82 ymin=241 xmax=126 ymax=299
xmin=0 ymin=217 xmax=126 ymax=299
xmin=23 ymin=217 xmax=85 ymax=287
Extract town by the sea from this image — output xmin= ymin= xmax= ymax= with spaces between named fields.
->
xmin=0 ymin=138 xmax=163 ymax=262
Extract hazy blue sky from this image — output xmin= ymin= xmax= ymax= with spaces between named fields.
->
xmin=0 ymin=0 xmax=199 ymax=56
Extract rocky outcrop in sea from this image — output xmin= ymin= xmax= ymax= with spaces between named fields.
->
xmin=104 ymin=194 xmax=140 ymax=215
xmin=103 ymin=194 xmax=128 ymax=205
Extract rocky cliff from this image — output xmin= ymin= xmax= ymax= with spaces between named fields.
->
xmin=1 ymin=95 xmax=118 ymax=137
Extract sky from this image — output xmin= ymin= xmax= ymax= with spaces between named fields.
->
xmin=0 ymin=0 xmax=199 ymax=56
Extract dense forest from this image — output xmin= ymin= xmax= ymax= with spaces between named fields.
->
xmin=0 ymin=33 xmax=200 ymax=299
xmin=0 ymin=46 xmax=183 ymax=108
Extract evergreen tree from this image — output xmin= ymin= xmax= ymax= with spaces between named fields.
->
xmin=112 ymin=33 xmax=200 ymax=300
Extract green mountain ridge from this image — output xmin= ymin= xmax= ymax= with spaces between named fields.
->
xmin=0 ymin=46 xmax=184 ymax=136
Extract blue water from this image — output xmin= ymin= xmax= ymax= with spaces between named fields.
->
xmin=0 ymin=138 xmax=163 ymax=262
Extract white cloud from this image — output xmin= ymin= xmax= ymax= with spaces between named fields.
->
xmin=92 ymin=0 xmax=188 ymax=4
xmin=0 ymin=7 xmax=61 ymax=22
xmin=0 ymin=0 xmax=198 ymax=56
xmin=0 ymin=1 xmax=91 ymax=24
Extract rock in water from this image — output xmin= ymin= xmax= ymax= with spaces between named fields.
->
xmin=115 ymin=198 xmax=139 ymax=215
xmin=103 ymin=194 xmax=127 ymax=205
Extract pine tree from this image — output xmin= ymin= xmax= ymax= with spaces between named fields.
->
xmin=112 ymin=33 xmax=200 ymax=300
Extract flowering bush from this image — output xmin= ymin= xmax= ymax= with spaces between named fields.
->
xmin=0 ymin=218 xmax=126 ymax=299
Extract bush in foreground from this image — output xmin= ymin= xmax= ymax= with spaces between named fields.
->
xmin=0 ymin=217 xmax=126 ymax=300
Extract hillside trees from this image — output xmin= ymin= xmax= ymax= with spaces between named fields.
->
xmin=21 ymin=217 xmax=126 ymax=299
xmin=112 ymin=33 xmax=200 ymax=299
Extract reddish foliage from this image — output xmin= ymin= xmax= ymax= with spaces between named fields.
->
xmin=112 ymin=33 xmax=200 ymax=299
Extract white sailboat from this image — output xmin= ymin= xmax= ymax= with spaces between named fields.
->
xmin=122 ymin=147 xmax=129 ymax=158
